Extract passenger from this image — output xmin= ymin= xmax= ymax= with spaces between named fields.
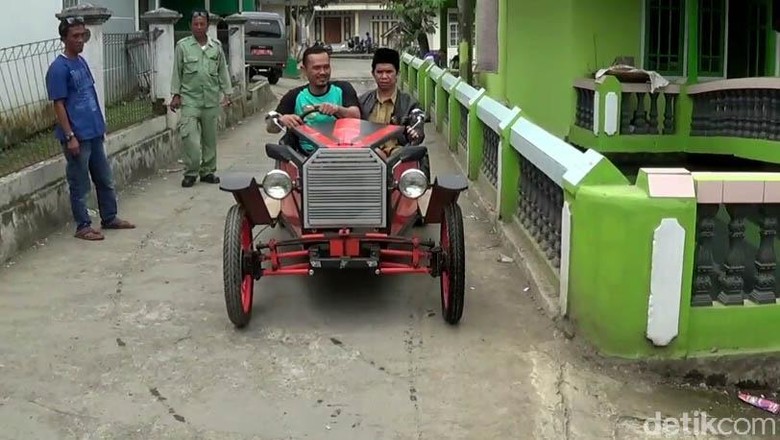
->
xmin=358 ymin=48 xmax=429 ymax=180
xmin=267 ymin=46 xmax=361 ymax=155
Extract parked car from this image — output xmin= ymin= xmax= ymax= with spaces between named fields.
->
xmin=244 ymin=11 xmax=287 ymax=85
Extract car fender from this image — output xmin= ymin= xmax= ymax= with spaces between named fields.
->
xmin=219 ymin=173 xmax=277 ymax=225
xmin=423 ymin=174 xmax=469 ymax=224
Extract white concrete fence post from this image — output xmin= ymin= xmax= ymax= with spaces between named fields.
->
xmin=208 ymin=13 xmax=221 ymax=41
xmin=140 ymin=8 xmax=182 ymax=113
xmin=56 ymin=4 xmax=113 ymax=119
xmin=224 ymin=13 xmax=248 ymax=94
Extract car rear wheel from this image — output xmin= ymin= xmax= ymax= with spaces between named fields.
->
xmin=224 ymin=204 xmax=254 ymax=328
xmin=439 ymin=202 xmax=465 ymax=324
xmin=267 ymin=69 xmax=281 ymax=85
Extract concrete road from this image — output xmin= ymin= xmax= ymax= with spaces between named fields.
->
xmin=0 ymin=60 xmax=774 ymax=439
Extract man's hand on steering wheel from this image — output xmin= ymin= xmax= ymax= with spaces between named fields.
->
xmin=278 ymin=114 xmax=304 ymax=128
xmin=317 ymin=103 xmax=343 ymax=117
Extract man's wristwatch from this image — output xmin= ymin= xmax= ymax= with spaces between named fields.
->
xmin=65 ymin=132 xmax=75 ymax=141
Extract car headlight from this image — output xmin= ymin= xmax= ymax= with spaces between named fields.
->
xmin=261 ymin=169 xmax=292 ymax=200
xmin=398 ymin=169 xmax=428 ymax=199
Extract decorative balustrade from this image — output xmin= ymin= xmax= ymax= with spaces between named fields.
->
xmin=691 ymin=175 xmax=780 ymax=307
xmin=618 ymin=83 xmax=681 ymax=135
xmin=458 ymin=104 xmax=468 ymax=151
xmin=688 ymin=78 xmax=780 ymax=141
xmin=573 ymin=78 xmax=681 ymax=136
xmin=440 ymin=73 xmax=460 ymax=126
xmin=481 ymin=127 xmax=499 ymax=186
xmin=573 ymin=79 xmax=595 ymax=130
xmin=517 ymin=155 xmax=563 ymax=267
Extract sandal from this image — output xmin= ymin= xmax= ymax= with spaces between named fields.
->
xmin=102 ymin=218 xmax=136 ymax=230
xmin=75 ymin=227 xmax=104 ymax=241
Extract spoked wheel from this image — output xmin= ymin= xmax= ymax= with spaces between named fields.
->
xmin=439 ymin=202 xmax=465 ymax=324
xmin=224 ymin=204 xmax=255 ymax=328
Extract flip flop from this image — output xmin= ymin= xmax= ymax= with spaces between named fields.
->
xmin=75 ymin=227 xmax=104 ymax=241
xmin=102 ymin=218 xmax=136 ymax=230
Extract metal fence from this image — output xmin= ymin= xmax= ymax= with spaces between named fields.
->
xmin=0 ymin=38 xmax=65 ymax=177
xmin=103 ymin=32 xmax=156 ymax=132
xmin=0 ymin=32 xmax=158 ymax=178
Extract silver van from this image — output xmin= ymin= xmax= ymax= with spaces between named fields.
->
xmin=244 ymin=11 xmax=287 ymax=84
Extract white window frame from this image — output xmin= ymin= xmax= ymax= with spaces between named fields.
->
xmin=639 ymin=0 xmax=738 ymax=82
xmin=447 ymin=9 xmax=459 ymax=48
xmin=639 ymin=0 xmax=690 ymax=81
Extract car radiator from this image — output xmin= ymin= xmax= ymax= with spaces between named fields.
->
xmin=302 ymin=148 xmax=387 ymax=229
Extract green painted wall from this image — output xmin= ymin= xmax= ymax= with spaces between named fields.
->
xmin=571 ymin=0 xmax=643 ymax=77
xmin=212 ymin=0 xmax=257 ymax=17
xmin=503 ymin=0 xmax=574 ymax=136
xmin=476 ymin=0 xmax=506 ymax=102
xmin=502 ymin=0 xmax=642 ymax=137
xmin=567 ymin=184 xmax=696 ymax=359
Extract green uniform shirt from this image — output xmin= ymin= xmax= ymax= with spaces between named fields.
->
xmin=171 ymin=35 xmax=232 ymax=108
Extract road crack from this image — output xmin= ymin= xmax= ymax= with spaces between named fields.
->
xmin=405 ymin=310 xmax=424 ymax=440
xmin=555 ymin=363 xmax=571 ymax=440
xmin=27 ymin=399 xmax=98 ymax=420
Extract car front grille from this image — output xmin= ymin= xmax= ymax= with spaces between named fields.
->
xmin=302 ymin=148 xmax=387 ymax=229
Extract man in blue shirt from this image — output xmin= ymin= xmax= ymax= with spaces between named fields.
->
xmin=46 ymin=16 xmax=135 ymax=241
xmin=267 ymin=45 xmax=361 ymax=153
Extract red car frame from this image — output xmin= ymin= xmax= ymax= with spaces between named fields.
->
xmin=219 ymin=106 xmax=468 ymax=328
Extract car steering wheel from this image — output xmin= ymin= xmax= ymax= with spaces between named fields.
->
xmin=299 ymin=105 xmax=343 ymax=120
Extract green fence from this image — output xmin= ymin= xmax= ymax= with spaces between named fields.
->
xmin=400 ymin=52 xmax=780 ymax=361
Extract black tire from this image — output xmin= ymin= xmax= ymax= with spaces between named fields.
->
xmin=440 ymin=202 xmax=465 ymax=324
xmin=224 ymin=204 xmax=254 ymax=328
xmin=268 ymin=69 xmax=281 ymax=85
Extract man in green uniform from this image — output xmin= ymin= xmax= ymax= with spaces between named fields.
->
xmin=170 ymin=9 xmax=232 ymax=188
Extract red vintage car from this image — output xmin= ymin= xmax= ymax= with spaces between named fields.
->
xmin=219 ymin=106 xmax=467 ymax=328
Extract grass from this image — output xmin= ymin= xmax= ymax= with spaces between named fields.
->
xmin=0 ymin=100 xmax=157 ymax=178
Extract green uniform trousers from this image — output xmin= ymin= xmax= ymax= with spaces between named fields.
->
xmin=179 ymin=105 xmax=220 ymax=178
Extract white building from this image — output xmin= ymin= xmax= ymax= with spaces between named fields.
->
xmin=1 ymin=0 xmax=148 ymax=47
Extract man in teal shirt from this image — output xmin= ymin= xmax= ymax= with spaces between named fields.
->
xmin=170 ymin=9 xmax=232 ymax=187
xmin=267 ymin=46 xmax=360 ymax=153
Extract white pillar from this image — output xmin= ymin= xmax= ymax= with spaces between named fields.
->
xmin=141 ymin=8 xmax=182 ymax=107
xmin=225 ymin=13 xmax=248 ymax=91
xmin=57 ymin=5 xmax=113 ymax=120
xmin=208 ymin=13 xmax=221 ymax=41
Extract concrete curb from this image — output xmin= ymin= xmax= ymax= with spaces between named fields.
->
xmin=0 ymin=80 xmax=277 ymax=265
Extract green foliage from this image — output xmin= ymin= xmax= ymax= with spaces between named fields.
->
xmin=382 ymin=0 xmax=444 ymax=54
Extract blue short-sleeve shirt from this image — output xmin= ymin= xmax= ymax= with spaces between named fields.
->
xmin=45 ymin=54 xmax=106 ymax=143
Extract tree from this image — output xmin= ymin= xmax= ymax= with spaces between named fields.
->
xmin=287 ymin=0 xmax=334 ymax=61
xmin=382 ymin=0 xmax=444 ymax=56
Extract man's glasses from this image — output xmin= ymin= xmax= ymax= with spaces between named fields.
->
xmin=62 ymin=16 xmax=84 ymax=25
xmin=192 ymin=11 xmax=209 ymax=18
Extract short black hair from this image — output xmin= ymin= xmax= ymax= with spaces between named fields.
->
xmin=58 ymin=16 xmax=85 ymax=40
xmin=372 ymin=48 xmax=399 ymax=72
xmin=302 ymin=45 xmax=330 ymax=66
xmin=191 ymin=8 xmax=210 ymax=23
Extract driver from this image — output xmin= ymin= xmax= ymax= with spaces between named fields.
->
xmin=266 ymin=46 xmax=361 ymax=154
xmin=358 ymin=48 xmax=429 ymax=180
